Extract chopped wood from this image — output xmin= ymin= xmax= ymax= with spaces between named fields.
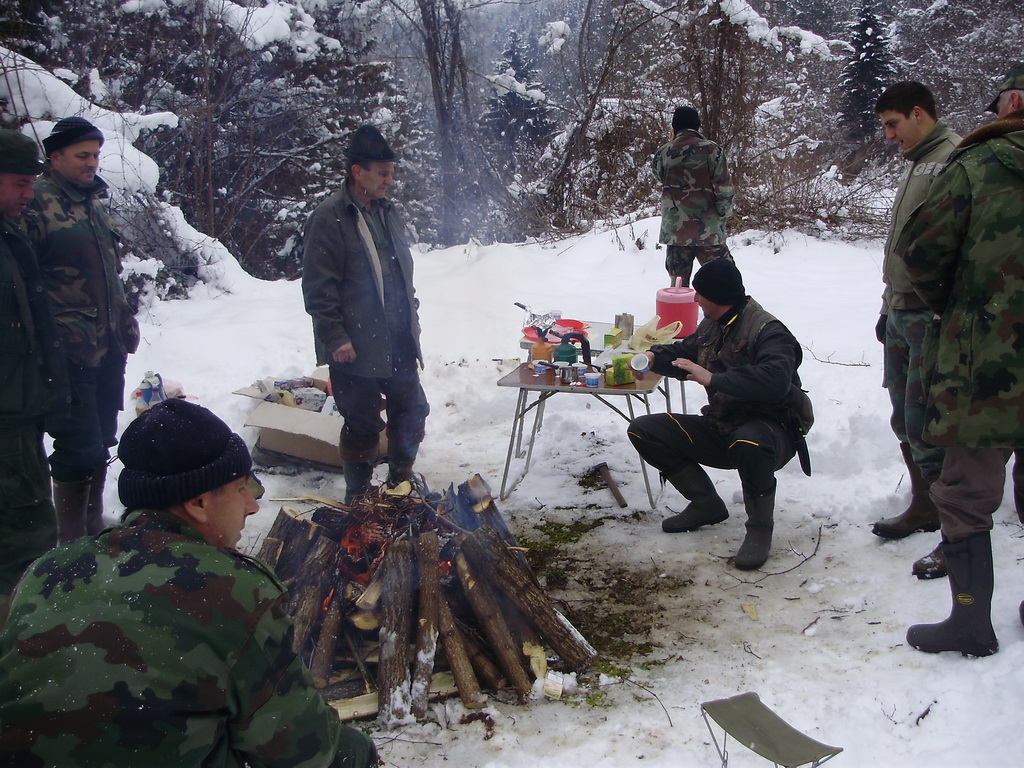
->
xmin=309 ymin=572 xmax=347 ymax=687
xmin=263 ymin=506 xmax=324 ymax=583
xmin=455 ymin=550 xmax=532 ymax=703
xmin=461 ymin=526 xmax=597 ymax=673
xmin=411 ymin=533 xmax=440 ymax=720
xmin=330 ymin=671 xmax=457 ymax=723
xmin=289 ymin=535 xmax=344 ymax=653
xmin=436 ymin=596 xmax=486 ymax=708
xmin=378 ymin=538 xmax=415 ymax=727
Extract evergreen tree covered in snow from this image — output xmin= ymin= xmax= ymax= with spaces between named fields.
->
xmin=839 ymin=0 xmax=896 ymax=143
xmin=480 ymin=30 xmax=554 ymax=165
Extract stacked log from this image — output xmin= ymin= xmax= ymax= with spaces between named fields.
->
xmin=259 ymin=475 xmax=596 ymax=726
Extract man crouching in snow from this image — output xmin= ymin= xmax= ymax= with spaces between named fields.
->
xmin=627 ymin=259 xmax=809 ymax=571
xmin=0 ymin=399 xmax=377 ymax=768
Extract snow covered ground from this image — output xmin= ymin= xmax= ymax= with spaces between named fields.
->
xmin=112 ymin=220 xmax=1023 ymax=768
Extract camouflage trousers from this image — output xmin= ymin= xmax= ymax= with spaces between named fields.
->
xmin=665 ymin=243 xmax=732 ymax=287
xmin=883 ymin=308 xmax=945 ymax=478
xmin=0 ymin=421 xmax=57 ymax=595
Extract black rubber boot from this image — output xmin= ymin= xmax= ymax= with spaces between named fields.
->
xmin=734 ymin=483 xmax=775 ymax=571
xmin=53 ymin=479 xmax=91 ymax=544
xmin=906 ymin=532 xmax=998 ymax=657
xmin=85 ymin=462 xmax=108 ymax=535
xmin=911 ymin=540 xmax=947 ymax=580
xmin=661 ymin=464 xmax=729 ymax=533
xmin=872 ymin=443 xmax=940 ymax=539
xmin=342 ymin=462 xmax=374 ymax=505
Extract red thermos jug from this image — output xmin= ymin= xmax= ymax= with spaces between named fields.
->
xmin=656 ymin=278 xmax=698 ymax=338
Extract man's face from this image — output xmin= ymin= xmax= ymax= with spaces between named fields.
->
xmin=996 ymin=90 xmax=1022 ymax=119
xmin=351 ymin=161 xmax=394 ymax=203
xmin=198 ymin=475 xmax=261 ymax=550
xmin=878 ymin=108 xmax=930 ymax=152
xmin=0 ymin=172 xmax=37 ymax=220
xmin=49 ymin=140 xmax=102 ymax=187
xmin=696 ymin=293 xmax=727 ymax=321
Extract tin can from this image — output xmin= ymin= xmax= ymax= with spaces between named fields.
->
xmin=615 ymin=312 xmax=634 ymax=338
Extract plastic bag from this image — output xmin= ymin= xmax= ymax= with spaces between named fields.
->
xmin=629 ymin=316 xmax=683 ymax=352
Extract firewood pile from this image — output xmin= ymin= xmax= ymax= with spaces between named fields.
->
xmin=257 ymin=475 xmax=597 ymax=727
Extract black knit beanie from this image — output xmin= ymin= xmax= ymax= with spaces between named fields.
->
xmin=42 ymin=116 xmax=105 ymax=157
xmin=118 ymin=399 xmax=252 ymax=510
xmin=692 ymin=259 xmax=745 ymax=306
xmin=672 ymin=106 xmax=701 ymax=133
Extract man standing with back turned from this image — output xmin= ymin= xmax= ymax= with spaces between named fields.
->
xmin=652 ymin=105 xmax=735 ymax=287
xmin=27 ymin=116 xmax=140 ymax=542
xmin=901 ymin=63 xmax=1024 ymax=657
xmin=302 ymin=125 xmax=429 ymax=503
xmin=870 ymin=83 xmax=960 ymax=581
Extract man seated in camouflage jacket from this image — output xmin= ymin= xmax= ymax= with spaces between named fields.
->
xmin=0 ymin=399 xmax=376 ymax=768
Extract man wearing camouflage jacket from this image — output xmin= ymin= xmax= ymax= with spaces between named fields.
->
xmin=26 ymin=116 xmax=140 ymax=543
xmin=652 ymin=105 xmax=735 ymax=287
xmin=901 ymin=63 xmax=1024 ymax=658
xmin=0 ymin=399 xmax=377 ymax=768
xmin=0 ymin=130 xmax=69 ymax=630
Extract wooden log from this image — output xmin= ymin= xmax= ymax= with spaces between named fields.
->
xmin=330 ymin=671 xmax=457 ymax=722
xmin=256 ymin=536 xmax=284 ymax=570
xmin=410 ymin=533 xmax=440 ymax=719
xmin=262 ymin=506 xmax=324 ymax=583
xmin=309 ymin=571 xmax=348 ymax=687
xmin=435 ymin=584 xmax=486 ymax=708
xmin=378 ymin=538 xmax=414 ymax=727
xmin=455 ymin=550 xmax=531 ymax=702
xmin=448 ymin=612 xmax=503 ymax=694
xmin=461 ymin=526 xmax=597 ymax=673
xmin=289 ymin=536 xmax=343 ymax=655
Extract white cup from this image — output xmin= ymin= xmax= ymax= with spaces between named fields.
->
xmin=630 ymin=353 xmax=650 ymax=373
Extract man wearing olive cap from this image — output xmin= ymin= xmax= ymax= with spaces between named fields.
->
xmin=301 ymin=125 xmax=429 ymax=502
xmin=0 ymin=129 xmax=69 ymax=630
xmin=899 ymin=63 xmax=1024 ymax=657
xmin=25 ymin=116 xmax=141 ymax=544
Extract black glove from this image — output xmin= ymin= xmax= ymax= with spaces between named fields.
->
xmin=875 ymin=315 xmax=887 ymax=344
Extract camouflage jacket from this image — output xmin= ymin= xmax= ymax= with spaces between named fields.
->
xmin=652 ymin=130 xmax=734 ymax=247
xmin=901 ymin=109 xmax=1024 ymax=448
xmin=301 ymin=181 xmax=421 ymax=377
xmin=882 ymin=119 xmax=960 ymax=311
xmin=649 ymin=298 xmax=802 ymax=435
xmin=25 ymin=167 xmax=140 ymax=367
xmin=0 ymin=509 xmax=376 ymax=768
xmin=0 ymin=218 xmax=69 ymax=425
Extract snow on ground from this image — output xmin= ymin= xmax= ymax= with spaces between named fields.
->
xmin=112 ymin=219 xmax=1023 ymax=768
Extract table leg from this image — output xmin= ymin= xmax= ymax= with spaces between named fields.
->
xmin=500 ymin=388 xmax=529 ymax=500
xmin=500 ymin=389 xmax=552 ymax=500
xmin=626 ymin=395 xmax=657 ymax=509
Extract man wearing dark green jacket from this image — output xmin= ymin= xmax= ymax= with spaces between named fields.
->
xmin=302 ymin=125 xmax=429 ymax=502
xmin=0 ymin=399 xmax=377 ymax=768
xmin=871 ymin=82 xmax=961 ymax=580
xmin=901 ymin=63 xmax=1024 ymax=657
xmin=0 ymin=130 xmax=69 ymax=630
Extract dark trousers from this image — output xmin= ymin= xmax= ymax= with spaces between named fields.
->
xmin=46 ymin=350 xmax=126 ymax=483
xmin=932 ymin=446 xmax=1016 ymax=543
xmin=0 ymin=421 xmax=57 ymax=594
xmin=329 ymin=336 xmax=429 ymax=465
xmin=628 ymin=413 xmax=794 ymax=496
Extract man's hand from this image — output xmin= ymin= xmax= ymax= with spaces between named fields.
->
xmin=875 ymin=315 xmax=887 ymax=344
xmin=671 ymin=358 xmax=712 ymax=386
xmin=332 ymin=342 xmax=356 ymax=364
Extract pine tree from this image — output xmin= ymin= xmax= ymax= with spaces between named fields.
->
xmin=480 ymin=30 xmax=555 ymax=168
xmin=839 ymin=1 xmax=896 ymax=143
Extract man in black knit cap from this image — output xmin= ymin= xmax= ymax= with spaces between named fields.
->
xmin=0 ymin=399 xmax=377 ymax=768
xmin=627 ymin=259 xmax=808 ymax=570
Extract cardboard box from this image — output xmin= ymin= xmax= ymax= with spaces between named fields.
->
xmin=234 ymin=367 xmax=386 ymax=471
